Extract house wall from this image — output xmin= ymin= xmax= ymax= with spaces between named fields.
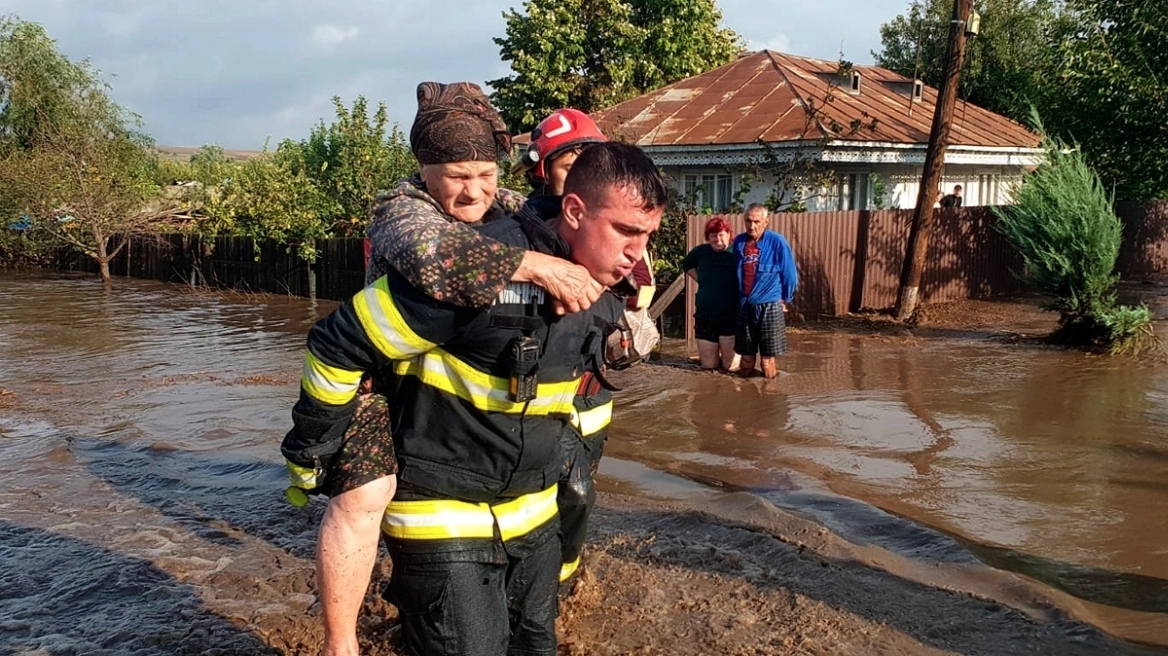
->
xmin=660 ymin=163 xmax=1024 ymax=212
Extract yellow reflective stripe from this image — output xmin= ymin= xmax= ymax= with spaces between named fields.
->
xmin=394 ymin=350 xmax=577 ymax=415
xmin=286 ymin=460 xmax=319 ymax=488
xmin=381 ymin=485 xmax=558 ymax=542
xmin=570 ymin=401 xmax=612 ymax=437
xmin=381 ymin=501 xmax=495 ymax=540
xmin=353 ymin=277 xmax=435 ymax=360
xmin=493 ymin=484 xmax=559 ymax=541
xmin=300 ymin=351 xmax=362 ymax=405
xmin=559 ymin=557 xmax=581 ymax=582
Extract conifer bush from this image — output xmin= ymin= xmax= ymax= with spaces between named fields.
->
xmin=993 ymin=120 xmax=1155 ymax=353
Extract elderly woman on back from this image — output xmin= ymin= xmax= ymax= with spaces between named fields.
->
xmin=366 ymin=82 xmax=603 ymax=313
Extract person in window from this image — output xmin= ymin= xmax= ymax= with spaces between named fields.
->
xmin=682 ymin=217 xmax=740 ymax=371
xmin=940 ymin=184 xmax=963 ymax=208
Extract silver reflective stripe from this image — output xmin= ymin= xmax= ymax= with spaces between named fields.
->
xmin=405 ymin=351 xmax=577 ymax=415
xmin=493 ymin=489 xmax=557 ymax=535
xmin=494 ymin=282 xmax=547 ymax=306
xmin=357 ymin=283 xmax=433 ymax=359
xmin=301 ymin=352 xmax=360 ymax=405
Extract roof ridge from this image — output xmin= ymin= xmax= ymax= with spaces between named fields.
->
xmin=766 ymin=51 xmax=830 ymax=140
xmin=763 ymin=49 xmax=838 ymax=66
xmin=593 ymin=49 xmax=1039 ymax=150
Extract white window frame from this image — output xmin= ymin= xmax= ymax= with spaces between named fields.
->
xmin=682 ymin=172 xmax=735 ymax=213
xmin=837 ymin=173 xmax=872 ymax=211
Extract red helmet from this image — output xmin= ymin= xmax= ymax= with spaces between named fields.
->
xmin=519 ymin=108 xmax=606 ymax=180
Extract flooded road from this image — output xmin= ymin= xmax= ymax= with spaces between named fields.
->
xmin=605 ymin=326 xmax=1168 ymax=646
xmin=2 ymin=272 xmax=1166 ymax=653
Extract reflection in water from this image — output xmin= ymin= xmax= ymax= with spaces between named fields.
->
xmin=965 ymin=538 xmax=1168 ymax=614
xmin=3 ymin=273 xmax=1168 ymax=648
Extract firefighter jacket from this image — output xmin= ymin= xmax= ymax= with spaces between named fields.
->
xmin=282 ymin=212 xmax=623 ymax=560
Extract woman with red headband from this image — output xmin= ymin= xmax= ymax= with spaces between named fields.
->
xmin=683 ymin=217 xmax=740 ymax=371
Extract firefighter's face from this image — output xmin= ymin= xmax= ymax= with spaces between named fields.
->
xmin=561 ymin=183 xmax=661 ymax=287
xmin=419 ymin=161 xmax=498 ymax=224
xmin=543 ymin=149 xmax=581 ymax=196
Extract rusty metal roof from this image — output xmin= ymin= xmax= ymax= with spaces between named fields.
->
xmin=583 ymin=51 xmax=1039 ymax=150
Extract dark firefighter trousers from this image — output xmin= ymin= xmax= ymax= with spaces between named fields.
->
xmin=557 ymin=430 xmax=606 ymax=581
xmin=383 ymin=521 xmax=562 ymax=656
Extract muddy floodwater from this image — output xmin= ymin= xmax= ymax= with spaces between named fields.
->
xmin=2 ymin=272 xmax=1167 ymax=654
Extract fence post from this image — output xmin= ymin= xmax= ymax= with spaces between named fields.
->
xmin=307 ymin=245 xmax=317 ymax=302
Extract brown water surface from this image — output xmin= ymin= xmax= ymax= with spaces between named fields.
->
xmin=2 ymin=272 xmax=1166 ymax=652
xmin=603 ymin=328 xmax=1168 ymax=646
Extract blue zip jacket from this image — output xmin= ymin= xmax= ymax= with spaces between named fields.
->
xmin=733 ymin=230 xmax=798 ymax=305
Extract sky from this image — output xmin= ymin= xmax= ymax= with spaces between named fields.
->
xmin=1 ymin=0 xmax=904 ymax=150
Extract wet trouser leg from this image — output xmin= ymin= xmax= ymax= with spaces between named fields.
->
xmin=385 ymin=559 xmax=510 ymax=656
xmin=384 ymin=529 xmax=561 ymax=656
xmin=505 ymin=528 xmax=561 ymax=656
xmin=558 ymin=431 xmax=607 ymax=580
xmin=557 ymin=432 xmax=593 ymax=579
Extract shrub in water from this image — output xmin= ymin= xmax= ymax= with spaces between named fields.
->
xmin=993 ymin=115 xmax=1154 ymax=352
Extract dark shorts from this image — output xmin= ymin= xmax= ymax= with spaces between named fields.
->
xmin=324 ymin=393 xmax=397 ymax=498
xmin=734 ymin=301 xmax=788 ymax=357
xmin=694 ymin=314 xmax=736 ymax=342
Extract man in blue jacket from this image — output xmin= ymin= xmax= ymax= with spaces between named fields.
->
xmin=732 ymin=203 xmax=798 ymax=378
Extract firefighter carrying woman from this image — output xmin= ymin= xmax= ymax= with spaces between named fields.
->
xmin=281 ymin=80 xmax=664 ymax=656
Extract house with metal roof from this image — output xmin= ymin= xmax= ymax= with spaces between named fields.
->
xmin=588 ymin=50 xmax=1043 ymax=212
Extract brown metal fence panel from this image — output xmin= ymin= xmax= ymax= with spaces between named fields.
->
xmin=929 ymin=206 xmax=1026 ymax=302
xmin=1117 ymin=201 xmax=1168 ymax=278
xmin=773 ymin=211 xmax=861 ymax=317
xmin=684 ymin=207 xmax=1032 ymax=347
xmin=861 ymin=210 xmax=911 ymax=311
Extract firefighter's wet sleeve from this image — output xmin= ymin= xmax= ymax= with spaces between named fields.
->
xmin=281 ymin=271 xmax=474 ymax=487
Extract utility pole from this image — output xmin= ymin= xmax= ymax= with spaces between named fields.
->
xmin=895 ymin=0 xmax=974 ymax=321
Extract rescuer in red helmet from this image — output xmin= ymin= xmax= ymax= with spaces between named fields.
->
xmin=515 ymin=108 xmax=607 ymax=196
xmin=514 ymin=109 xmax=661 ymax=594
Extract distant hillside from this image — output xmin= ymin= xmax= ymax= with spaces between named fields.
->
xmin=156 ymin=145 xmax=263 ymax=162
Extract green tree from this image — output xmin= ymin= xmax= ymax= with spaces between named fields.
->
xmin=1050 ymin=0 xmax=1168 ymax=200
xmin=877 ymin=0 xmax=1167 ymax=200
xmin=0 ymin=17 xmax=183 ymax=283
xmin=489 ymin=0 xmax=743 ymax=132
xmin=281 ymin=96 xmax=416 ymax=234
xmin=874 ymin=0 xmax=1070 ymax=124
xmin=992 ymin=118 xmax=1153 ymax=352
xmin=0 ymin=16 xmax=99 ymax=152
xmin=202 ymin=148 xmax=339 ymax=262
xmin=0 ymin=95 xmax=176 ymax=283
xmin=188 ymin=144 xmax=236 ymax=186
xmin=650 ymin=185 xmax=697 ymax=284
